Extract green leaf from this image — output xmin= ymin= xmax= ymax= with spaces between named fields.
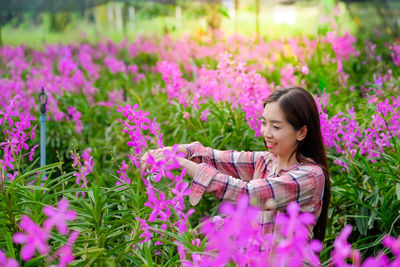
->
xmin=355 ymin=206 xmax=368 ymax=236
xmin=6 ymin=162 xmax=63 ymax=194
xmin=396 ymin=183 xmax=400 ymax=201
xmin=20 ymin=185 xmax=50 ymax=191
xmin=5 ymin=232 xmax=16 ymax=259
xmin=218 ymin=6 xmax=230 ymax=18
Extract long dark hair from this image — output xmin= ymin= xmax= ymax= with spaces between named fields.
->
xmin=263 ymin=86 xmax=330 ymax=242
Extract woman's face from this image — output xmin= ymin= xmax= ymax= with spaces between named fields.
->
xmin=260 ymin=102 xmax=304 ymax=161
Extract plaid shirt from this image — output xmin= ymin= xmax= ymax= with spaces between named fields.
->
xmin=183 ymin=142 xmax=325 ymax=236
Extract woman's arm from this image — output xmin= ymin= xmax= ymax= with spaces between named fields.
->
xmin=141 ymin=142 xmax=262 ymax=182
xmin=183 ymin=142 xmax=262 ymax=181
xmin=177 ymin=157 xmax=201 ymax=178
xmin=188 ymin=162 xmax=325 ymax=211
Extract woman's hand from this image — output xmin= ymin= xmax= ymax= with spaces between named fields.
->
xmin=140 ymin=148 xmax=165 ymax=173
xmin=140 ymin=145 xmax=188 ymax=173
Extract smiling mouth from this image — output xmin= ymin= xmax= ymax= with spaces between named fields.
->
xmin=265 ymin=141 xmax=277 ymax=149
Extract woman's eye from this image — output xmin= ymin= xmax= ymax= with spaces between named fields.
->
xmin=273 ymin=126 xmax=280 ymax=129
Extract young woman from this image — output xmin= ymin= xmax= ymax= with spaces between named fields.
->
xmin=141 ymin=87 xmax=330 ymax=242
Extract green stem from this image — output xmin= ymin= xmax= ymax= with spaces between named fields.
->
xmin=6 ymin=192 xmax=18 ymax=233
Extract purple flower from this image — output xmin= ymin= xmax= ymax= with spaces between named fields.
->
xmin=0 ymin=250 xmax=18 ymax=267
xmin=171 ymin=174 xmax=191 ymax=210
xmin=389 ymin=43 xmax=400 ymax=66
xmin=0 ymin=95 xmax=38 ymax=175
xmin=144 ymin=187 xmax=172 ymax=222
xmin=382 ymin=235 xmax=400 ymax=266
xmin=332 ymin=225 xmax=361 ymax=267
xmin=43 ymin=199 xmax=77 ymax=235
xmin=200 ymin=109 xmax=210 ymax=121
xmin=57 ymin=57 xmax=76 ymax=77
xmin=50 ymin=230 xmax=79 ymax=267
xmin=128 ymin=64 xmax=138 ymax=75
xmin=7 ymin=171 xmax=18 ymax=182
xmin=81 ymin=148 xmax=94 ymax=173
xmin=116 ymin=160 xmax=131 ymax=186
xmin=274 ymin=202 xmax=321 ymax=267
xmin=66 ymin=106 xmax=83 ymax=134
xmin=136 ymin=217 xmax=152 ymax=243
xmin=104 ymin=57 xmax=126 ymax=74
xmin=175 ymin=241 xmax=193 ymax=267
xmin=13 ymin=215 xmax=50 ymax=261
xmin=70 ymin=150 xmax=93 ymax=197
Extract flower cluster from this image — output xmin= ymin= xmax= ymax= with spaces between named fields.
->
xmin=176 ymin=195 xmax=400 ymax=267
xmin=66 ymin=106 xmax=83 ymax=134
xmin=12 ymin=199 xmax=78 ymax=266
xmin=0 ymin=250 xmax=18 ymax=267
xmin=117 ymin=104 xmax=194 ymax=249
xmin=389 ymin=43 xmax=400 ymax=66
xmin=158 ymin=52 xmax=272 ymax=136
xmin=70 ymin=148 xmax=94 ymax=197
xmin=177 ymin=196 xmax=321 ymax=267
xmin=316 ymin=94 xmax=400 ymax=167
xmin=0 ymin=95 xmax=38 ymax=181
xmin=331 ymin=225 xmax=400 ymax=267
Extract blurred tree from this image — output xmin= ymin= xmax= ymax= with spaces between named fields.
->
xmin=255 ymin=0 xmax=259 ymax=40
xmin=234 ymin=0 xmax=239 ymax=32
xmin=50 ymin=12 xmax=71 ymax=32
xmin=0 ymin=0 xmax=109 ymax=44
xmin=122 ymin=0 xmax=129 ymax=34
xmin=203 ymin=0 xmax=222 ymax=38
xmin=341 ymin=0 xmax=400 ymax=38
xmin=0 ymin=0 xmax=12 ymax=46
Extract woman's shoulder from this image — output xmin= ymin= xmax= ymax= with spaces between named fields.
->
xmin=296 ymin=160 xmax=324 ymax=177
xmin=258 ymin=151 xmax=276 ymax=162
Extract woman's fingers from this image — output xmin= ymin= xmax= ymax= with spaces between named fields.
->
xmin=140 ymin=148 xmax=170 ymax=173
xmin=140 ymin=150 xmax=153 ymax=173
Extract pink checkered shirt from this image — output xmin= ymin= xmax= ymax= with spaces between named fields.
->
xmin=183 ymin=142 xmax=325 ymax=236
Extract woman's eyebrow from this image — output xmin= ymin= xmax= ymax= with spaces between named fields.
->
xmin=261 ymin=118 xmax=283 ymax=123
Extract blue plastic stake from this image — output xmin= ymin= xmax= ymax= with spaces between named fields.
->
xmin=39 ymin=88 xmax=47 ymax=180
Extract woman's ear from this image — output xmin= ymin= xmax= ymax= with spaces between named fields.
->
xmin=297 ymin=125 xmax=307 ymax=141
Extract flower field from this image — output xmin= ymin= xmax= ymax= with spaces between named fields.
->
xmin=1 ymin=28 xmax=400 ymax=266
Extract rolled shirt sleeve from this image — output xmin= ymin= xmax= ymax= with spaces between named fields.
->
xmin=183 ymin=142 xmax=262 ymax=182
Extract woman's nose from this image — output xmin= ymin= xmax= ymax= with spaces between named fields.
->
xmin=261 ymin=125 xmax=272 ymax=137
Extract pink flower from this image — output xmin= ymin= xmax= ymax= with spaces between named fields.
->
xmin=128 ymin=64 xmax=139 ymax=75
xmin=325 ymin=31 xmax=359 ymax=61
xmin=70 ymin=150 xmax=92 ymax=197
xmin=50 ymin=230 xmax=79 ymax=267
xmin=183 ymin=112 xmax=190 ymax=120
xmin=136 ymin=217 xmax=152 ymax=243
xmin=43 ymin=199 xmax=77 ymax=235
xmin=13 ymin=215 xmax=50 ymax=261
xmin=7 ymin=171 xmax=18 ymax=182
xmin=389 ymin=43 xmax=400 ymax=66
xmin=280 ymin=64 xmax=297 ymax=87
xmin=301 ymin=65 xmax=309 ymax=75
xmin=200 ymin=109 xmax=210 ymax=121
xmin=0 ymin=250 xmax=18 ymax=267
xmin=66 ymin=106 xmax=83 ymax=134
xmin=383 ymin=235 xmax=400 ymax=259
xmin=145 ymin=188 xmax=172 ymax=222
xmin=332 ymin=225 xmax=361 ymax=266
xmin=104 ymin=57 xmax=126 ymax=74
xmin=81 ymin=148 xmax=94 ymax=173
xmin=57 ymin=57 xmax=76 ymax=77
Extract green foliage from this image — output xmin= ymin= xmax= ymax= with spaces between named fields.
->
xmin=1 ymin=30 xmax=400 ymax=265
